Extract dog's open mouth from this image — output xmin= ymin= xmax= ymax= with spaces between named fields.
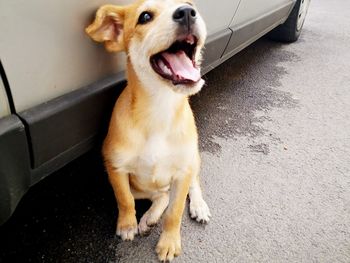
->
xmin=150 ymin=35 xmax=200 ymax=85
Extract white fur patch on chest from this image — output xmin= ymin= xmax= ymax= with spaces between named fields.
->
xmin=113 ymin=132 xmax=196 ymax=190
xmin=137 ymin=133 xmax=169 ymax=175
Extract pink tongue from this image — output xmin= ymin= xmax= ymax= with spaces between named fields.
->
xmin=162 ymin=51 xmax=200 ymax=82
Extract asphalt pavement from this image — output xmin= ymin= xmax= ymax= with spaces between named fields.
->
xmin=1 ymin=0 xmax=350 ymax=262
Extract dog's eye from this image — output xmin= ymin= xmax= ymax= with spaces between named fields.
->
xmin=138 ymin=11 xmax=153 ymax=25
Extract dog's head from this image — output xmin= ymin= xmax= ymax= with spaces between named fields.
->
xmin=86 ymin=0 xmax=207 ymax=96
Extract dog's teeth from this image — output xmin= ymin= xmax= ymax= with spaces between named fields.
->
xmin=159 ymin=60 xmax=172 ymax=75
xmin=163 ymin=66 xmax=172 ymax=75
xmin=186 ymin=35 xmax=195 ymax=45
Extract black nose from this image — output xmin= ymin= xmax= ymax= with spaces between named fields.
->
xmin=173 ymin=6 xmax=196 ymax=27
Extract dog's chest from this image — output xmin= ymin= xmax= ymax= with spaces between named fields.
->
xmin=118 ymin=133 xmax=194 ymax=189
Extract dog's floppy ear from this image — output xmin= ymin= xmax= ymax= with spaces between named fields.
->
xmin=86 ymin=5 xmax=125 ymax=52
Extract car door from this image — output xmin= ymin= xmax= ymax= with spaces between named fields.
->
xmin=223 ymin=0 xmax=296 ymax=58
xmin=195 ymin=0 xmax=241 ymax=72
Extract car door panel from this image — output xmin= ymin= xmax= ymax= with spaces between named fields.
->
xmin=0 ymin=0 xmax=129 ymax=112
xmin=230 ymin=0 xmax=294 ymax=29
xmin=196 ymin=0 xmax=240 ymax=70
xmin=223 ymin=0 xmax=295 ymax=58
xmin=196 ymin=0 xmax=241 ymax=35
xmin=202 ymin=29 xmax=232 ymax=74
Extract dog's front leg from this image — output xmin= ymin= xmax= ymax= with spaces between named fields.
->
xmin=156 ymin=171 xmax=192 ymax=261
xmin=106 ymin=164 xmax=138 ymax=241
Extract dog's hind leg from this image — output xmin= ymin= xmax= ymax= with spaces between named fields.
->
xmin=188 ymin=174 xmax=211 ymax=223
xmin=138 ymin=192 xmax=169 ymax=235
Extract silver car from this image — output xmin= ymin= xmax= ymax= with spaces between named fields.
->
xmin=0 ymin=0 xmax=310 ymax=223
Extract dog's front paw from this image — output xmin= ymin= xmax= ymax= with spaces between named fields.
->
xmin=116 ymin=213 xmax=138 ymax=241
xmin=189 ymin=198 xmax=211 ymax=223
xmin=138 ymin=211 xmax=158 ymax=236
xmin=156 ymin=231 xmax=181 ymax=262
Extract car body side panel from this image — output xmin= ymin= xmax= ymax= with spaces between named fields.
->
xmin=224 ymin=0 xmax=296 ymax=57
xmin=196 ymin=0 xmax=241 ymax=35
xmin=229 ymin=0 xmax=295 ymax=29
xmin=202 ymin=29 xmax=233 ymax=73
xmin=19 ymin=74 xmax=125 ymax=174
xmin=195 ymin=0 xmax=240 ymax=70
xmin=0 ymin=0 xmax=129 ymax=112
xmin=223 ymin=1 xmax=295 ymax=58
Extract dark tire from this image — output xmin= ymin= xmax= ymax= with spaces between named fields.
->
xmin=269 ymin=0 xmax=310 ymax=42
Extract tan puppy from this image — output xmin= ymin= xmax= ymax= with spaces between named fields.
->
xmin=86 ymin=0 xmax=210 ymax=261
